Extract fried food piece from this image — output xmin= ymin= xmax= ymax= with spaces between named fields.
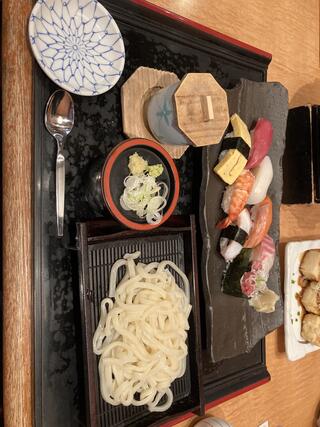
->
xmin=301 ymin=313 xmax=320 ymax=346
xmin=300 ymin=250 xmax=320 ymax=281
xmin=301 ymin=282 xmax=320 ymax=315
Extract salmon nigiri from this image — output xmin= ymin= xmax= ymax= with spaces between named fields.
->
xmin=217 ymin=170 xmax=255 ymax=229
xmin=244 ymin=196 xmax=272 ymax=248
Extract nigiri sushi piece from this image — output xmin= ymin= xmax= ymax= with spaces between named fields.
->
xmin=244 ymin=196 xmax=272 ymax=248
xmin=222 ymin=248 xmax=253 ymax=298
xmin=214 ymin=114 xmax=251 ymax=185
xmin=241 ymin=235 xmax=275 ymax=296
xmin=222 ymin=235 xmax=279 ymax=312
xmin=251 ymin=234 xmax=275 ymax=278
xmin=220 ymin=209 xmax=252 ymax=262
xmin=247 ymin=156 xmax=273 ymax=205
xmin=245 ymin=118 xmax=273 ymax=170
xmin=240 ymin=235 xmax=278 ymax=309
xmin=216 ymin=170 xmax=255 ymax=229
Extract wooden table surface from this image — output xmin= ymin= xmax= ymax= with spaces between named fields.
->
xmin=2 ymin=1 xmax=320 ymax=427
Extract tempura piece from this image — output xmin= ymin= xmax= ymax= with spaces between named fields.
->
xmin=301 ymin=282 xmax=320 ymax=315
xmin=301 ymin=314 xmax=320 ymax=346
xmin=300 ymin=250 xmax=320 ymax=282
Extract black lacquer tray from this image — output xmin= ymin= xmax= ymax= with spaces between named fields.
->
xmin=33 ymin=1 xmax=271 ymax=426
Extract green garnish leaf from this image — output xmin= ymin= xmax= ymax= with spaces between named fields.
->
xmin=222 ymin=248 xmax=253 ymax=298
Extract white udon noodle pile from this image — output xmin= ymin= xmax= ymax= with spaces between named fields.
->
xmin=93 ymin=251 xmax=191 ymax=412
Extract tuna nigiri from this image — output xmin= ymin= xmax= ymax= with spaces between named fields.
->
xmin=245 ymin=118 xmax=273 ymax=170
xmin=244 ymin=196 xmax=272 ymax=248
xmin=216 ymin=170 xmax=255 ymax=229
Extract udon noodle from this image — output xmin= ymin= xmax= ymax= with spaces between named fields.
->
xmin=93 ymin=251 xmax=191 ymax=412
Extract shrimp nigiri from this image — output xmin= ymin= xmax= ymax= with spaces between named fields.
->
xmin=217 ymin=170 xmax=255 ymax=229
xmin=244 ymin=196 xmax=272 ymax=248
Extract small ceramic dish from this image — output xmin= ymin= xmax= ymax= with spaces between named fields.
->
xmin=29 ymin=0 xmax=125 ymax=96
xmin=284 ymin=239 xmax=320 ymax=361
xmin=102 ymin=138 xmax=180 ymax=230
xmin=147 ymin=82 xmax=191 ymax=146
xmin=194 ymin=417 xmax=232 ymax=427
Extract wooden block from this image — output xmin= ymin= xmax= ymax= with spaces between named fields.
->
xmin=201 ymin=95 xmax=215 ymax=121
xmin=121 ymin=66 xmax=189 ymax=159
xmin=174 ymin=73 xmax=229 ymax=146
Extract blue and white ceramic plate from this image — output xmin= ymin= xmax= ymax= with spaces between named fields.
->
xmin=29 ymin=0 xmax=125 ymax=96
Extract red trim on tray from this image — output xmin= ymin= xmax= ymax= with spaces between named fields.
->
xmin=160 ymin=377 xmax=270 ymax=427
xmin=204 ymin=377 xmax=270 ymax=411
xmin=102 ymin=138 xmax=180 ymax=231
xmin=161 ymin=412 xmax=195 ymax=427
xmin=131 ymin=0 xmax=272 ymax=60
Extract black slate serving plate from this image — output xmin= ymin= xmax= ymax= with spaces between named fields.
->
xmin=200 ymin=79 xmax=288 ymax=362
xmin=33 ymin=1 xmax=273 ymax=425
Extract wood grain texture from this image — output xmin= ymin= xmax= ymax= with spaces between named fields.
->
xmin=2 ymin=1 xmax=33 ymax=426
xmin=176 ymin=330 xmax=320 ymax=427
xmin=180 ymin=330 xmax=320 ymax=427
xmin=3 ymin=0 xmax=320 ymax=426
xmin=149 ymin=0 xmax=320 ymax=108
xmin=280 ymin=204 xmax=320 ymax=242
xmin=174 ymin=73 xmax=229 ymax=146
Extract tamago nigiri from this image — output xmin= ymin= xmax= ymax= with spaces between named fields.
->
xmin=214 ymin=114 xmax=251 ymax=185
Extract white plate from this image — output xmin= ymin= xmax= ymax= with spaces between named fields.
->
xmin=284 ymin=239 xmax=320 ymax=361
xmin=29 ymin=0 xmax=125 ymax=96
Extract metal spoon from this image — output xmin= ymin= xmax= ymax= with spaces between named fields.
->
xmin=45 ymin=90 xmax=74 ymax=237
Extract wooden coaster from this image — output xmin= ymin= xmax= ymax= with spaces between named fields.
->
xmin=174 ymin=73 xmax=229 ymax=146
xmin=121 ymin=66 xmax=189 ymax=159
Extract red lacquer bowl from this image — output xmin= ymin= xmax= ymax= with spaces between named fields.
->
xmin=102 ymin=138 xmax=180 ymax=230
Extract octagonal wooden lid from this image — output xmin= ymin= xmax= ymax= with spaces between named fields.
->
xmin=174 ymin=73 xmax=229 ymax=146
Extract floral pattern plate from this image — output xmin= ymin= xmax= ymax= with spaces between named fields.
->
xmin=284 ymin=240 xmax=320 ymax=361
xmin=29 ymin=0 xmax=125 ymax=96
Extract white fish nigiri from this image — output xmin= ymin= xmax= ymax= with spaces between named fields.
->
xmin=247 ymin=156 xmax=273 ymax=205
xmin=220 ymin=209 xmax=252 ymax=262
